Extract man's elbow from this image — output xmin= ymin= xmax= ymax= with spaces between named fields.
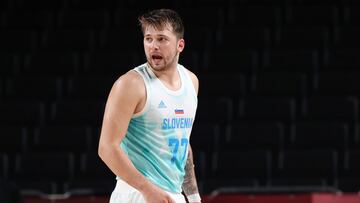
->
xmin=98 ymin=139 xmax=119 ymax=161
xmin=98 ymin=141 xmax=107 ymax=160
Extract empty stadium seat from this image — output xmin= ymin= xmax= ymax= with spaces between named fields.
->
xmin=31 ymin=126 xmax=92 ymax=154
xmin=22 ymin=52 xmax=78 ymax=76
xmin=221 ymin=122 xmax=284 ymax=152
xmin=0 ymin=79 xmax=2 ymax=98
xmin=11 ymin=152 xmax=74 ymax=182
xmin=198 ymin=74 xmax=247 ymax=100
xmin=238 ymin=97 xmax=296 ymax=123
xmin=190 ymin=123 xmax=220 ymax=153
xmin=336 ymin=149 xmax=360 ymax=192
xmin=274 ymin=150 xmax=338 ymax=185
xmin=77 ymin=153 xmax=114 ymax=181
xmin=57 ymin=10 xmax=110 ymax=29
xmin=226 ymin=5 xmax=281 ymax=26
xmin=273 ymin=26 xmax=330 ymax=49
xmin=250 ymin=72 xmax=308 ymax=97
xmin=301 ymin=96 xmax=358 ymax=122
xmin=336 ymin=178 xmax=360 ymax=192
xmin=81 ymin=51 xmax=139 ymax=76
xmin=354 ymin=124 xmax=360 ymax=149
xmin=345 ymin=6 xmax=360 ymax=25
xmin=0 ymin=53 xmax=19 ymax=75
xmin=0 ymin=0 xmax=8 ymax=9
xmin=179 ymin=50 xmax=200 ymax=73
xmin=260 ymin=49 xmax=318 ymax=73
xmin=192 ymin=150 xmax=207 ymax=184
xmin=315 ymin=71 xmax=360 ymax=96
xmin=3 ymin=11 xmax=54 ymax=29
xmin=203 ymin=178 xmax=259 ymax=194
xmin=203 ymin=50 xmax=257 ymax=74
xmin=40 ymin=29 xmax=94 ymax=51
xmin=98 ymin=28 xmax=143 ymax=51
xmin=66 ymin=0 xmax=118 ymax=10
xmin=9 ymin=0 xmax=66 ymax=10
xmin=63 ymin=179 xmax=114 ymax=196
xmin=49 ymin=100 xmax=105 ymax=126
xmin=66 ymin=75 xmax=115 ymax=100
xmin=343 ymin=0 xmax=360 ymax=5
xmin=70 ymin=152 xmax=114 ymax=195
xmin=0 ymin=154 xmax=8 ymax=179
xmin=196 ymin=97 xmax=234 ymax=125
xmin=268 ymin=178 xmax=330 ymax=191
xmin=0 ymin=179 xmax=23 ymax=203
xmin=15 ymin=180 xmax=57 ymax=195
xmin=210 ymin=150 xmax=272 ymax=185
xmin=5 ymin=76 xmax=63 ymax=100
xmin=183 ymin=26 xmax=216 ymax=53
xmin=216 ymin=26 xmax=270 ymax=50
xmin=341 ymin=150 xmax=360 ymax=179
xmin=113 ymin=9 xmax=143 ymax=29
xmin=322 ymin=49 xmax=360 ymax=71
xmin=0 ymin=101 xmax=45 ymax=126
xmin=227 ymin=0 xmax=300 ymax=5
xmin=177 ymin=8 xmax=225 ymax=28
xmin=0 ymin=126 xmax=27 ymax=154
xmin=172 ymin=0 xmax=229 ymax=8
xmin=333 ymin=26 xmax=360 ymax=48
xmin=288 ymin=122 xmax=349 ymax=150
xmin=296 ymin=0 xmax=341 ymax=5
xmin=0 ymin=29 xmax=38 ymax=52
xmin=284 ymin=5 xmax=339 ymax=26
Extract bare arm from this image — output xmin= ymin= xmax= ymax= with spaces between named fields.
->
xmin=182 ymin=146 xmax=201 ymax=202
xmin=183 ymin=69 xmax=201 ymax=202
xmin=98 ymin=71 xmax=174 ymax=203
xmin=98 ymin=71 xmax=149 ymax=190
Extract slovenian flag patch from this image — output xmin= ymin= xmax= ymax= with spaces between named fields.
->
xmin=175 ymin=109 xmax=184 ymax=114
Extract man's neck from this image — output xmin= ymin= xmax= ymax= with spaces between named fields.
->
xmin=148 ymin=63 xmax=181 ymax=91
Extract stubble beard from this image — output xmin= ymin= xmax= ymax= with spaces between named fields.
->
xmin=147 ymin=51 xmax=179 ymax=72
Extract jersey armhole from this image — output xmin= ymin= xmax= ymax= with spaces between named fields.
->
xmin=179 ymin=65 xmax=198 ymax=99
xmin=132 ymin=68 xmax=151 ymax=118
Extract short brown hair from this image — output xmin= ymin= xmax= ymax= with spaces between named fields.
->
xmin=138 ymin=9 xmax=184 ymax=39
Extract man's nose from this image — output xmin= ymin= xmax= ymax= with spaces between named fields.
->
xmin=151 ymin=40 xmax=160 ymax=49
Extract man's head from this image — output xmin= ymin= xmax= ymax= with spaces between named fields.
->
xmin=139 ymin=9 xmax=184 ymax=39
xmin=139 ymin=9 xmax=185 ymax=71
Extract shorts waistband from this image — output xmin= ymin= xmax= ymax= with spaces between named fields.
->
xmin=114 ymin=177 xmax=182 ymax=196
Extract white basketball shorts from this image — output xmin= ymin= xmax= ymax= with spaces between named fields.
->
xmin=109 ymin=179 xmax=186 ymax=203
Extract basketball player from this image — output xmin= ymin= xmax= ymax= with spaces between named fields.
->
xmin=98 ymin=9 xmax=201 ymax=203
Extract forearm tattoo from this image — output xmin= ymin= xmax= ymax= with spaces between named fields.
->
xmin=182 ymin=146 xmax=199 ymax=196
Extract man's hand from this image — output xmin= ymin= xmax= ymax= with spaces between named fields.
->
xmin=141 ymin=184 xmax=176 ymax=203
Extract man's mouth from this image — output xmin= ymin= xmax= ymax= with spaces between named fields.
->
xmin=152 ymin=55 xmax=163 ymax=60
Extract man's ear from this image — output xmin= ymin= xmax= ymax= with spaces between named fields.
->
xmin=178 ymin=39 xmax=185 ymax=52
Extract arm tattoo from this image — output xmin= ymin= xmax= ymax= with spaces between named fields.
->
xmin=182 ymin=146 xmax=200 ymax=196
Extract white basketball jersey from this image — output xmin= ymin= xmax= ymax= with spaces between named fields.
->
xmin=120 ymin=63 xmax=198 ymax=193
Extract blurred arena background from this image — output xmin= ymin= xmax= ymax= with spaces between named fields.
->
xmin=1 ymin=0 xmax=360 ymax=202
